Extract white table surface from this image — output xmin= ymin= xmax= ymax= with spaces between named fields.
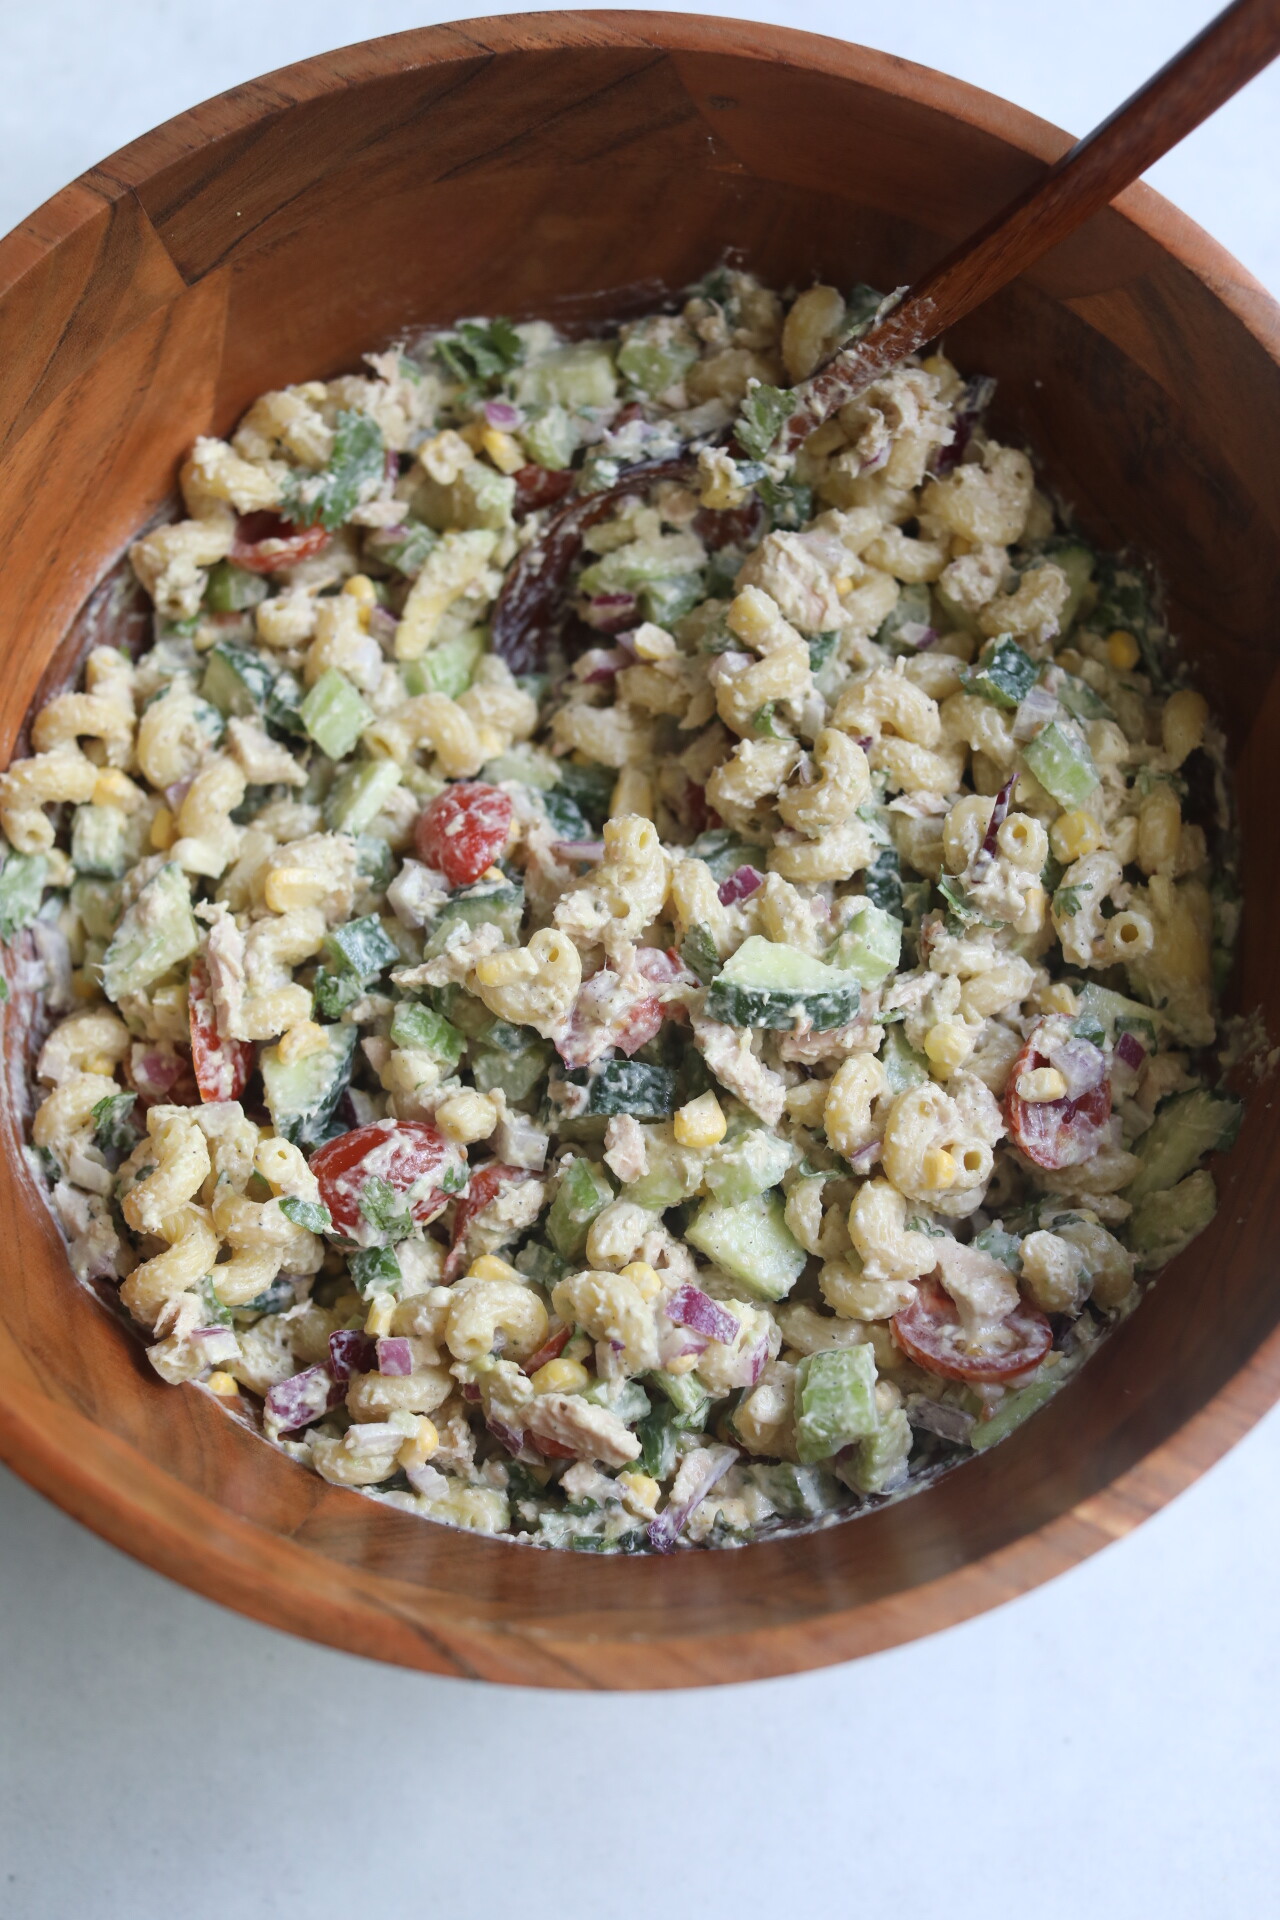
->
xmin=2 ymin=5 xmax=1278 ymax=1915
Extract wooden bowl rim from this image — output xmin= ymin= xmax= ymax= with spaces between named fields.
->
xmin=2 ymin=9 xmax=1279 ymax=1686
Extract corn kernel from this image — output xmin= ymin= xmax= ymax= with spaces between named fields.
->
xmin=84 ymin=1052 xmax=118 ymax=1077
xmin=1162 ymin=688 xmax=1209 ymax=767
xmin=621 ymin=1260 xmax=663 ymax=1301
xmin=618 ymin=1470 xmax=661 ymax=1516
xmin=664 ymin=1352 xmax=702 ymax=1377
xmin=467 ymin=1254 xmax=522 ymax=1285
xmin=93 ymin=768 xmax=142 ymax=811
xmin=398 ymin=1416 xmax=440 ymax=1469
xmin=1106 ymin=628 xmax=1141 ymax=671
xmin=342 ymin=574 xmax=377 ymax=629
xmin=673 ymin=1089 xmax=727 ymax=1149
xmin=1050 ymin=809 xmax=1103 ymax=864
xmin=150 ymin=806 xmax=174 ymax=850
xmin=1041 ymin=982 xmax=1078 ymax=1017
xmin=263 ymin=866 xmax=326 ymax=913
xmin=833 ymin=575 xmax=854 ymax=596
xmin=632 ymin=622 xmax=677 ymax=662
xmin=479 ymin=426 xmax=526 ymax=475
xmin=278 ymin=1019 xmax=328 ymax=1065
xmin=207 ymin=1371 xmax=239 ymax=1397
xmin=1018 ymin=1066 xmax=1068 ymax=1103
xmin=455 ymin=420 xmax=486 ymax=452
xmin=921 ymin=1145 xmax=958 ymax=1190
xmin=924 ymin=1021 xmax=973 ymax=1074
xmin=609 ymin=766 xmax=652 ymax=819
xmin=531 ymin=1357 xmax=591 ymax=1395
xmin=435 ymin=1088 xmax=498 ymax=1145
xmin=364 ymin=1293 xmax=396 ymax=1338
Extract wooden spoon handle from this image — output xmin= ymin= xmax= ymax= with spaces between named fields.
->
xmin=783 ymin=0 xmax=1280 ymax=446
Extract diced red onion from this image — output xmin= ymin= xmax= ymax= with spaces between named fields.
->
xmin=377 ymin=1336 xmax=413 ymax=1376
xmin=1115 ymin=1030 xmax=1147 ymax=1070
xmin=483 ymin=399 xmax=523 ymax=430
xmin=264 ymin=1365 xmax=340 ymax=1434
xmin=666 ymin=1284 xmax=741 ymax=1346
xmin=368 ymin=605 xmax=399 ymax=645
xmin=931 ymin=374 xmax=997 ymax=476
xmin=716 ymin=1331 xmax=771 ymax=1391
xmin=553 ymin=839 xmax=606 ymax=863
xmin=972 ymin=774 xmax=1017 ymax=877
xmin=460 ymin=1381 xmax=481 ymax=1402
xmin=854 ymin=734 xmax=874 ymax=751
xmin=581 ymin=592 xmax=640 ymax=634
xmin=860 ymin=443 xmax=890 ymax=475
xmin=164 ymin=778 xmax=193 ymax=812
xmin=1045 ymin=1033 xmax=1107 ymax=1098
xmin=486 ymin=1418 xmax=530 ymax=1458
xmin=576 ymin=645 xmax=628 ymax=683
xmin=328 ymin=1329 xmax=375 ymax=1381
xmin=717 ymin=865 xmax=764 ymax=907
xmin=1013 ymin=683 xmax=1059 ymax=742
xmin=648 ymin=1444 xmax=738 ymax=1553
xmin=191 ymin=1327 xmax=239 ymax=1365
xmin=848 ymin=1140 xmax=883 ymax=1175
xmin=897 ymin=621 xmax=938 ymax=651
xmin=659 ymin=1323 xmax=709 ymax=1367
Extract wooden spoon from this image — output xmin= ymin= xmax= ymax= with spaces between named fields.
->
xmin=779 ymin=0 xmax=1280 ymax=448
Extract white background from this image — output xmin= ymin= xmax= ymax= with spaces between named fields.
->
xmin=2 ymin=5 xmax=1278 ymax=1916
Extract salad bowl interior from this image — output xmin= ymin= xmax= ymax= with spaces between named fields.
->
xmin=1 ymin=9 xmax=1279 ymax=1688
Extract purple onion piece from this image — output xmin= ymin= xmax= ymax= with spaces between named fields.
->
xmin=1115 ymin=1030 xmax=1147 ymax=1070
xmin=848 ymin=1140 xmax=882 ymax=1175
xmin=972 ymin=774 xmax=1017 ymax=877
xmin=717 ymin=865 xmax=764 ymax=907
xmin=1013 ymin=683 xmax=1060 ymax=743
xmin=1045 ymin=1032 xmax=1107 ymax=1098
xmin=577 ymin=646 xmax=628 ymax=683
xmin=376 ymin=1336 xmax=413 ymax=1377
xmin=552 ymin=839 xmax=606 ymax=864
xmin=164 ymin=777 xmax=194 ymax=812
xmin=264 ymin=1365 xmax=341 ymax=1435
xmin=328 ymin=1330 xmax=375 ymax=1382
xmin=483 ymin=398 xmax=523 ymax=430
xmin=486 ymin=1418 xmax=529 ymax=1459
xmin=665 ymin=1284 xmax=741 ymax=1346
xmin=897 ymin=621 xmax=938 ymax=651
xmin=648 ymin=1445 xmax=739 ymax=1554
xmin=368 ymin=605 xmax=399 ymax=645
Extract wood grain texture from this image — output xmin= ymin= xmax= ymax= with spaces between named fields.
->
xmin=1 ymin=10 xmax=1279 ymax=1688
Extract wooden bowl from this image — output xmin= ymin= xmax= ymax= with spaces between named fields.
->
xmin=2 ymin=11 xmax=1278 ymax=1690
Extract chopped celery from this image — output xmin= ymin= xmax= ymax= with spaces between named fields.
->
xmin=101 ymin=864 xmax=199 ymax=1001
xmin=70 ymin=804 xmax=132 ymax=879
xmin=617 ymin=317 xmax=699 ymax=397
xmin=515 ymin=341 xmax=617 ymax=411
xmin=966 ymin=635 xmax=1038 ymax=710
xmin=969 ymin=1381 xmax=1056 ymax=1450
xmin=389 ymin=1000 xmax=465 ymax=1065
xmin=323 ymin=759 xmax=402 ymax=834
xmin=325 ymin=915 xmax=399 ymax=979
xmin=300 ymin=669 xmax=372 ymax=759
xmin=546 ymin=1158 xmax=614 ymax=1260
xmin=416 ymin=460 xmax=515 ymax=534
xmin=879 ymin=1024 xmax=930 ymax=1094
xmin=1127 ymin=1169 xmax=1217 ymax=1269
xmin=649 ymin=1368 xmax=711 ymax=1427
xmin=1020 ymin=721 xmax=1098 ymax=809
xmin=0 ymin=851 xmax=47 ymax=940
xmin=1124 ymin=1089 xmax=1242 ymax=1201
xmin=794 ymin=1346 xmax=879 ymax=1463
xmin=826 ymin=897 xmax=902 ymax=987
xmin=403 ymin=627 xmax=486 ymax=701
xmin=365 ymin=521 xmax=438 ymax=578
xmin=744 ymin=1462 xmax=843 ymax=1518
xmin=204 ymin=560 xmax=269 ymax=612
xmin=704 ymin=1124 xmax=794 ymax=1206
xmin=641 ymin=573 xmax=706 ymax=627
xmin=519 ymin=404 xmax=578 ymax=471
xmin=735 ymin=383 xmax=794 ymax=460
xmin=839 ymin=1407 xmax=912 ymax=1492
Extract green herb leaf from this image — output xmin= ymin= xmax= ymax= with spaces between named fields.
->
xmin=680 ymin=923 xmax=721 ymax=985
xmin=808 ymin=631 xmax=839 ymax=674
xmin=1053 ymin=882 xmax=1093 ymax=919
xmin=735 ymin=383 xmax=795 ymax=460
xmin=358 ymin=1175 xmax=414 ymax=1242
xmin=279 ymin=1195 xmax=333 ymax=1235
xmin=756 ymin=474 xmax=813 ymax=530
xmin=284 ymin=410 xmax=385 ymax=531
xmin=348 ymin=1245 xmax=403 ymax=1297
xmin=91 ymin=1090 xmax=139 ymax=1153
xmin=437 ymin=317 xmax=525 ymax=385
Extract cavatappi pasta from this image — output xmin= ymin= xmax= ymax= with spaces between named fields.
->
xmin=1 ymin=270 xmax=1242 ymax=1551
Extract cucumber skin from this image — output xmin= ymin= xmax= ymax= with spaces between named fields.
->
xmin=567 ymin=1061 xmax=677 ymax=1120
xmin=1125 ymin=1089 xmax=1242 ymax=1201
xmin=261 ymin=1025 xmax=358 ymax=1147
xmin=424 ymin=886 xmax=524 ymax=958
xmin=1127 ymin=1168 xmax=1218 ymax=1269
xmin=706 ymin=977 xmax=860 ymax=1032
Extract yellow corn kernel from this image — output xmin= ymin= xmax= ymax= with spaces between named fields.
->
xmin=474 ymin=948 xmax=529 ymax=990
xmin=632 ymin=623 xmax=677 ymax=662
xmin=44 ymin=848 xmax=73 ymax=889
xmin=480 ymin=426 xmax=525 ymax=475
xmin=1106 ymin=628 xmax=1140 ymax=671
xmin=84 ymin=1052 xmax=119 ymax=1077
xmin=673 ymin=1089 xmax=726 ymax=1149
xmin=621 ymin=1261 xmax=663 ymax=1301
xmin=457 ymin=421 xmax=487 ymax=452
xmin=1018 ymin=1065 xmax=1068 ymax=1103
xmin=924 ymin=1021 xmax=973 ymax=1075
xmin=531 ymin=1357 xmax=591 ymax=1395
xmin=1162 ymin=688 xmax=1209 ymax=767
xmin=342 ymin=574 xmax=377 ymax=629
xmin=618 ymin=1470 xmax=661 ymax=1515
xmin=435 ymin=1088 xmax=498 ymax=1145
xmin=364 ymin=1293 xmax=396 ymax=1338
xmin=207 ymin=1371 xmax=240 ymax=1397
xmin=93 ymin=768 xmax=142 ymax=811
xmin=398 ymin=1416 xmax=440 ymax=1469
xmin=665 ymin=1352 xmax=702 ymax=1377
xmin=1050 ymin=809 xmax=1103 ymax=864
xmin=467 ymin=1254 xmax=522 ymax=1285
xmin=921 ymin=1145 xmax=958 ymax=1191
xmin=610 ymin=766 xmax=652 ymax=819
xmin=1041 ymin=982 xmax=1078 ymax=1017
xmin=278 ymin=1019 xmax=328 ymax=1065
xmin=263 ymin=867 xmax=326 ymax=913
xmin=150 ymin=806 xmax=175 ymax=850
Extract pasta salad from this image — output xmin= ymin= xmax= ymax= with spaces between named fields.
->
xmin=0 ymin=269 xmax=1242 ymax=1552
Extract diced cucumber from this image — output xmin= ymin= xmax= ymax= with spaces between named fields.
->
xmin=1057 ymin=673 xmax=1113 ymax=724
xmin=966 ymin=635 xmax=1038 ymax=710
xmin=519 ymin=404 xmax=578 ymax=472
xmin=826 ymin=897 xmax=902 ymax=987
xmin=204 ymin=560 xmax=269 ymax=612
xmin=687 ymin=828 xmax=767 ymax=881
xmin=879 ymin=1024 xmax=930 ymax=1094
xmin=932 ymin=580 xmax=984 ymax=640
xmin=641 ymin=574 xmax=705 ymax=628
xmin=284 ymin=409 xmax=384 ymax=532
xmin=627 ymin=1133 xmax=704 ymax=1210
xmin=579 ymin=537 xmax=704 ymax=600
xmin=555 ymin=762 xmax=615 ymax=831
xmin=540 ymin=789 xmax=592 ymax=842
xmin=743 ymin=1461 xmax=844 ymax=1518
xmin=617 ymin=316 xmax=699 ymax=398
xmin=581 ymin=1377 xmax=651 ymax=1425
xmin=705 ymin=1123 xmax=794 ymax=1206
xmin=300 ymin=669 xmax=371 ymax=760
xmin=706 ymin=936 xmax=860 ymax=1032
xmin=325 ymin=915 xmax=399 ymax=980
xmin=364 ymin=521 xmax=439 ymax=579
xmin=389 ymin=1000 xmax=465 ymax=1066
xmin=415 ymin=459 xmax=515 ymax=535
xmin=685 ymin=1190 xmax=806 ymax=1301
xmin=355 ymin=835 xmax=395 ymax=892
xmin=649 ymin=1369 xmax=711 ymax=1427
xmin=1126 ymin=1169 xmax=1217 ymax=1269
xmin=428 ymin=984 xmax=496 ymax=1038
xmin=515 ymin=341 xmax=618 ymax=412
xmin=566 ymin=1061 xmax=677 ymax=1120
xmin=546 ymin=1158 xmax=614 ymax=1260
xmin=200 ymin=641 xmax=277 ymax=719
xmin=70 ymin=877 xmax=121 ymax=943
xmin=1073 ymin=982 xmax=1163 ymax=1048
xmin=70 ymin=804 xmax=131 ymax=879
xmin=403 ymin=627 xmax=487 ymax=702
xmin=968 ymin=1380 xmax=1057 ymax=1451
xmin=1020 ymin=720 xmax=1098 ymax=809
xmin=863 ymin=845 xmax=904 ymax=919
xmin=482 ymin=746 xmax=558 ymax=793
xmin=101 ymin=863 xmax=199 ymax=1001
xmin=324 ymin=760 xmax=402 ymax=834
xmin=972 ymin=1226 xmax=1022 ymax=1274
xmin=838 ymin=1407 xmax=913 ymax=1491
xmin=680 ymin=923 xmax=720 ymax=986
xmin=795 ymin=1346 xmax=879 ymax=1464
xmin=515 ymin=1241 xmax=568 ymax=1288
xmin=1042 ymin=539 xmax=1095 ymax=635
xmin=470 ymin=1030 xmax=552 ymax=1101
xmin=0 ymin=851 xmax=47 ymax=941
xmin=423 ymin=884 xmax=524 ymax=958
xmin=874 ymin=582 xmax=932 ymax=654
xmin=1125 ymin=1089 xmax=1242 ymax=1201
xmin=261 ymin=1023 xmax=358 ymax=1147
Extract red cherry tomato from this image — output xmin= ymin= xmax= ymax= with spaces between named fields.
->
xmin=1004 ymin=1033 xmax=1111 ymax=1170
xmin=188 ymin=958 xmax=255 ymax=1103
xmin=415 ymin=782 xmax=513 ymax=887
xmin=893 ymin=1275 xmax=1052 ymax=1384
xmin=443 ymin=1160 xmax=533 ymax=1281
xmin=512 ymin=465 xmax=577 ymax=519
xmin=310 ymin=1120 xmax=464 ymax=1241
xmin=232 ymin=511 xmax=332 ymax=574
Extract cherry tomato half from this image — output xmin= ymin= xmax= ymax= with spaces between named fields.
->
xmin=443 ymin=1160 xmax=533 ymax=1281
xmin=310 ymin=1120 xmax=464 ymax=1241
xmin=893 ymin=1275 xmax=1052 ymax=1385
xmin=188 ymin=957 xmax=255 ymax=1103
xmin=1004 ymin=1033 xmax=1111 ymax=1171
xmin=415 ymin=782 xmax=513 ymax=887
xmin=232 ymin=511 xmax=332 ymax=575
